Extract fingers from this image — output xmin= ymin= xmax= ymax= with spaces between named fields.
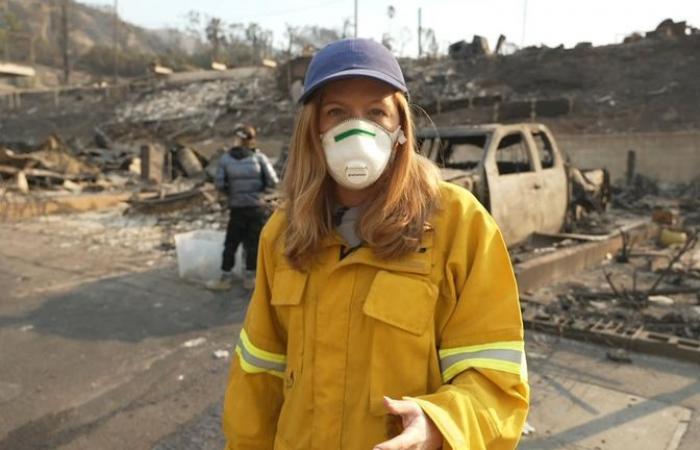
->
xmin=373 ymin=428 xmax=417 ymax=450
xmin=375 ymin=398 xmax=444 ymax=450
xmin=382 ymin=396 xmax=420 ymax=417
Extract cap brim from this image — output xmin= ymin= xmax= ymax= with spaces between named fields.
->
xmin=298 ymin=68 xmax=407 ymax=104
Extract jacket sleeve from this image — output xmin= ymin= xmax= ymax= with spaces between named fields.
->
xmin=409 ymin=199 xmax=529 ymax=450
xmin=222 ymin=220 xmax=285 ymax=450
xmin=215 ymin=154 xmax=228 ymax=192
xmin=257 ymin=152 xmax=279 ymax=190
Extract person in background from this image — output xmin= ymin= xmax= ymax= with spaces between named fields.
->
xmin=222 ymin=39 xmax=528 ymax=449
xmin=208 ymin=124 xmax=278 ymax=291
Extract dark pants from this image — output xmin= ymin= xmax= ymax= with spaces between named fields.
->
xmin=222 ymin=206 xmax=267 ymax=272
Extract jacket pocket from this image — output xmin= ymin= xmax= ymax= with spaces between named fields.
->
xmin=363 ymin=270 xmax=438 ymax=415
xmin=270 ymin=267 xmax=307 ymax=386
xmin=271 ymin=268 xmax=307 ymax=307
xmin=270 ymin=267 xmax=312 ymax=446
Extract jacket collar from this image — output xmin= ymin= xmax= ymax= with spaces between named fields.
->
xmin=324 ymin=226 xmax=435 ymax=276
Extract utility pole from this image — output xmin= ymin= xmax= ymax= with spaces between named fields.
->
xmin=113 ymin=0 xmax=118 ymax=84
xmin=60 ymin=0 xmax=70 ymax=84
xmin=521 ymin=0 xmax=528 ymax=47
xmin=417 ymin=8 xmax=422 ymax=57
xmin=354 ymin=0 xmax=358 ymax=38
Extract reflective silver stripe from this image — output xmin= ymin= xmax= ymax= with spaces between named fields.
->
xmin=440 ymin=348 xmax=522 ymax=370
xmin=237 ymin=343 xmax=286 ymax=373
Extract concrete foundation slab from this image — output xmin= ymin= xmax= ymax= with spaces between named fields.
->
xmin=521 ymin=373 xmax=692 ymax=449
xmin=523 ymin=332 xmax=700 ymax=450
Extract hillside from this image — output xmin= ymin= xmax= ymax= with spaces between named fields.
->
xmin=2 ymin=0 xmax=193 ymax=77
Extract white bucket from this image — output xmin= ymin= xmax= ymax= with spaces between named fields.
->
xmin=174 ymin=230 xmax=244 ymax=282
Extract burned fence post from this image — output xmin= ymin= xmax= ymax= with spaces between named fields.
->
xmin=175 ymin=146 xmax=204 ymax=178
xmin=495 ymin=34 xmax=507 ymax=54
xmin=140 ymin=143 xmax=166 ymax=185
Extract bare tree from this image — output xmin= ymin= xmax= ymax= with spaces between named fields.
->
xmin=283 ymin=25 xmax=340 ymax=56
xmin=185 ymin=10 xmax=204 ymax=40
xmin=295 ymin=26 xmax=341 ymax=52
xmin=60 ymin=0 xmax=70 ymax=83
xmin=381 ymin=33 xmax=393 ymax=51
xmin=245 ymin=23 xmax=270 ymax=63
xmin=422 ymin=27 xmax=439 ymax=57
xmin=205 ymin=17 xmax=224 ymax=62
xmin=284 ymin=24 xmax=298 ymax=56
xmin=384 ymin=5 xmax=395 ymax=52
xmin=0 ymin=1 xmax=10 ymax=60
xmin=341 ymin=18 xmax=353 ymax=39
xmin=184 ymin=12 xmax=275 ymax=67
xmin=397 ymin=27 xmax=412 ymax=56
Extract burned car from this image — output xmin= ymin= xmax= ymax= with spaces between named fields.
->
xmin=417 ymin=123 xmax=610 ymax=246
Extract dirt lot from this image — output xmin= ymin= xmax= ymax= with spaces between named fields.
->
xmin=0 ymin=209 xmax=238 ymax=450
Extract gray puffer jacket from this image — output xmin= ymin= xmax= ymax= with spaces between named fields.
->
xmin=214 ymin=147 xmax=279 ymax=208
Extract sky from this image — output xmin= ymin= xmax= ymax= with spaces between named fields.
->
xmin=84 ymin=0 xmax=700 ymax=56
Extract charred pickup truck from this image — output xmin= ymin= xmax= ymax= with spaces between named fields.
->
xmin=417 ymin=123 xmax=610 ymax=246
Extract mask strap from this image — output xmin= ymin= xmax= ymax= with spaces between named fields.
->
xmin=397 ymin=129 xmax=407 ymax=145
xmin=392 ymin=127 xmax=407 ymax=145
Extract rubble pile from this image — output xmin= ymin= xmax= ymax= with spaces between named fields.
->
xmin=403 ymin=60 xmax=502 ymax=110
xmin=524 ymin=210 xmax=700 ymax=341
xmin=116 ymin=80 xmax=245 ymax=123
xmin=112 ymin=73 xmax=294 ymax=140
xmin=532 ymin=253 xmax=700 ymax=340
xmin=404 ymin=19 xmax=700 ymax=133
xmin=30 ymin=200 xmax=227 ymax=258
xmin=0 ymin=135 xmax=99 ymax=177
xmin=74 ymin=146 xmax=140 ymax=174
xmin=613 ymin=176 xmax=700 ymax=227
xmin=0 ymin=134 xmax=139 ymax=195
xmin=0 ymin=129 xmax=242 ymax=207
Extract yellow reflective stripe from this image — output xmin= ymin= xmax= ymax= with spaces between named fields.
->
xmin=235 ymin=346 xmax=285 ymax=379
xmin=239 ymin=329 xmax=286 ymax=364
xmin=439 ymin=341 xmax=527 ymax=382
xmin=442 ymin=358 xmax=523 ymax=382
xmin=439 ymin=340 xmax=524 ymax=358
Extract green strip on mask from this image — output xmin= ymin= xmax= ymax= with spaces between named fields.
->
xmin=334 ymin=128 xmax=376 ymax=142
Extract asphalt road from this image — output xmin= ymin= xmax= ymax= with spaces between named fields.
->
xmin=0 ymin=217 xmax=240 ymax=450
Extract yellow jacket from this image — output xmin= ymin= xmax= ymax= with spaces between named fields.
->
xmin=223 ymin=181 xmax=529 ymax=450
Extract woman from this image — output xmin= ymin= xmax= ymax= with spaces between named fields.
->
xmin=211 ymin=124 xmax=278 ymax=291
xmin=223 ymin=39 xmax=529 ymax=450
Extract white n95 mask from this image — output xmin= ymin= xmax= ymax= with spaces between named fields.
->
xmin=320 ymin=118 xmax=407 ymax=190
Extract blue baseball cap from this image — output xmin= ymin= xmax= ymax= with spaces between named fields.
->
xmin=299 ymin=38 xmax=408 ymax=104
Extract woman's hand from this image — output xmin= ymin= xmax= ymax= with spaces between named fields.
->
xmin=373 ymin=396 xmax=444 ymax=450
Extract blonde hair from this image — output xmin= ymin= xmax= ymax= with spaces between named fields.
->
xmin=281 ymin=92 xmax=441 ymax=270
